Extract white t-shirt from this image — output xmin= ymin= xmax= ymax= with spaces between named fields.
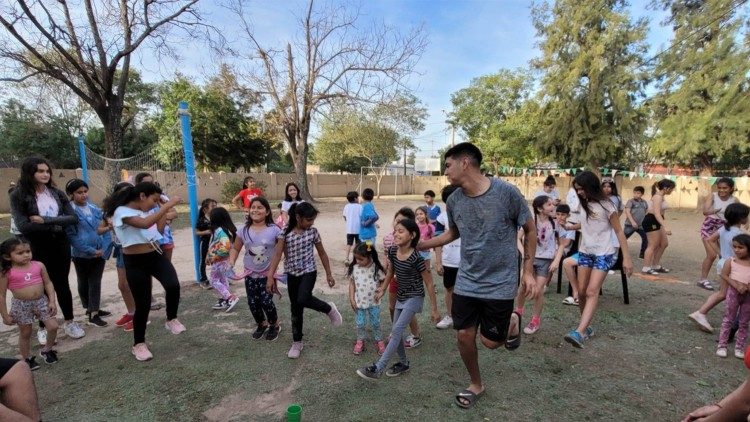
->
xmin=566 ymin=187 xmax=581 ymax=224
xmin=436 ymin=212 xmax=460 ymax=267
xmin=576 ymin=200 xmax=618 ymax=256
xmin=536 ymin=218 xmax=558 ymax=259
xmin=281 ymin=200 xmax=303 ymax=213
xmin=113 ymin=206 xmax=162 ymax=248
xmin=534 ymin=189 xmax=559 ymax=201
xmin=342 ymin=203 xmax=362 ymax=235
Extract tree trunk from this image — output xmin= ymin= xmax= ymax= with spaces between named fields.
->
xmin=101 ymin=106 xmax=125 ymax=192
xmin=292 ymin=137 xmax=314 ymax=202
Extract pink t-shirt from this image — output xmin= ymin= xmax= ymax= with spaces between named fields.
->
xmin=418 ymin=222 xmax=434 ymax=242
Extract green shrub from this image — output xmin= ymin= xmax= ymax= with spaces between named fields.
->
xmin=221 ymin=177 xmax=267 ymax=203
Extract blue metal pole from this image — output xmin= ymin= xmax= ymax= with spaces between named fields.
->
xmin=77 ymin=132 xmax=88 ymax=183
xmin=178 ymin=102 xmax=201 ymax=282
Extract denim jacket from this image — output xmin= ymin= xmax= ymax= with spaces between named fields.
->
xmin=66 ymin=203 xmax=113 ymax=259
xmin=9 ymin=186 xmax=78 ymax=235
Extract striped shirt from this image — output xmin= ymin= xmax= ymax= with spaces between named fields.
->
xmin=387 ymin=246 xmax=425 ymax=301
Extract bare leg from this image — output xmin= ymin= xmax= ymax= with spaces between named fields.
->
xmin=456 ymin=326 xmax=484 ymax=405
xmin=409 ymin=317 xmax=420 ymax=338
xmin=643 ymin=231 xmax=661 ymax=269
xmin=575 ymin=267 xmax=608 ymax=334
xmin=563 ymin=258 xmax=579 ymax=299
xmin=699 ymin=277 xmax=729 ymax=315
xmin=41 ymin=319 xmax=58 ymax=352
xmin=652 ymin=230 xmax=669 ymax=268
xmin=530 ymin=275 xmax=547 ymax=319
xmin=0 ymin=360 xmax=41 ymax=421
xmin=17 ymin=325 xmax=31 ymax=360
xmin=700 ymin=239 xmax=717 ymax=280
xmin=117 ymin=267 xmax=136 ymax=314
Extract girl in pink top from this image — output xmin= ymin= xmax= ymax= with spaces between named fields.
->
xmin=415 ymin=206 xmax=434 ymax=268
xmin=717 ymin=234 xmax=750 ymax=359
xmin=0 ymin=239 xmax=59 ymax=370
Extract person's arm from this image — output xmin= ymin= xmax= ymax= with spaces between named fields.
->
xmin=232 ymin=193 xmax=244 ymax=210
xmin=521 ymin=216 xmax=539 ymax=298
xmin=610 ymin=211 xmax=633 ymax=276
xmin=39 ymin=263 xmax=57 ymax=316
xmin=376 ymin=262 xmax=395 ymax=302
xmin=702 ymin=194 xmax=718 ymax=216
xmin=422 ymin=266 xmax=440 ymax=323
xmin=682 ymin=378 xmax=750 ymax=421
xmin=707 ymin=231 xmax=721 ymax=257
xmin=623 ymin=202 xmax=638 ymax=228
xmin=348 ymin=277 xmax=357 ymax=310
xmin=420 ymin=227 xmax=458 ymax=250
xmin=121 ymin=197 xmax=181 ymax=229
xmin=42 ymin=193 xmax=79 ymax=227
xmin=66 ymin=223 xmax=98 ymax=257
xmin=96 ymin=218 xmax=110 ymax=235
xmin=9 ymin=192 xmax=45 ymax=234
xmin=434 ymin=245 xmax=444 ymax=275
xmin=550 ymin=238 xmax=566 ymax=274
xmin=314 ymin=239 xmax=335 ymax=288
xmin=720 ymin=259 xmax=745 ymax=293
xmin=229 ymin=235 xmax=244 ymax=267
xmin=0 ymin=274 xmax=13 ymax=325
xmin=266 ymin=237 xmax=285 ymax=294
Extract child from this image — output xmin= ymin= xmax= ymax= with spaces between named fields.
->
xmin=423 ymin=190 xmax=443 ymax=234
xmin=343 ymin=191 xmax=362 ymax=264
xmin=356 ymin=218 xmax=439 ymax=380
xmin=104 ymin=182 xmax=185 ymax=361
xmin=207 ymin=207 xmax=239 ymax=312
xmin=623 ymin=186 xmax=648 ymax=259
xmin=0 ymin=239 xmax=59 ymax=369
xmin=515 ymin=195 xmax=565 ymax=334
xmin=232 ymin=176 xmax=264 ymax=213
xmin=280 ymin=182 xmax=304 ymax=227
xmin=359 ymin=188 xmax=379 ymax=244
xmin=414 ymin=206 xmax=434 ymax=270
xmin=65 ymin=179 xmax=112 ymax=327
xmin=716 ymin=234 xmax=750 ymax=359
xmin=535 ymin=175 xmax=560 ymax=204
xmin=196 ymin=198 xmax=217 ymax=289
xmin=555 ymin=204 xmax=579 ymax=305
xmin=689 ymin=203 xmax=750 ymax=333
xmin=435 ymin=185 xmax=460 ymax=329
xmin=563 ymin=171 xmax=632 ymax=348
xmin=601 ymin=178 xmax=624 ymax=215
xmin=229 ymin=197 xmax=282 ymax=341
xmin=698 ymin=178 xmax=738 ymax=290
xmin=348 ymin=242 xmax=386 ymax=355
xmin=642 ymin=179 xmax=676 ymax=275
xmin=267 ymin=202 xmax=341 ymax=359
xmin=109 ymin=182 xmax=137 ymax=332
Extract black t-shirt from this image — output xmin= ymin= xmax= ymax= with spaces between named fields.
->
xmin=196 ymin=216 xmax=211 ymax=241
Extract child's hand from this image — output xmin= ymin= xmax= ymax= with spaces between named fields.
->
xmin=549 ymin=259 xmax=560 ymax=274
xmin=266 ymin=277 xmax=276 ymax=295
xmin=2 ymin=315 xmax=14 ymax=325
xmin=94 ymin=249 xmax=103 ymax=258
xmin=326 ymin=274 xmax=336 ymax=288
xmin=47 ymin=302 xmax=57 ymax=316
xmin=29 ymin=215 xmax=44 ymax=224
xmin=166 ymin=196 xmax=183 ymax=208
xmin=436 ymin=263 xmax=444 ymax=276
xmin=375 ymin=287 xmax=385 ymax=303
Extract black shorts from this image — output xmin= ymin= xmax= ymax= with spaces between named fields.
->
xmin=346 ymin=234 xmax=360 ymax=246
xmin=0 ymin=358 xmax=18 ymax=379
xmin=442 ymin=266 xmax=458 ymax=289
xmin=642 ymin=213 xmax=661 ymax=233
xmin=452 ymin=294 xmax=514 ymax=342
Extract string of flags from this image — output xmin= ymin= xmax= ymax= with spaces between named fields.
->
xmin=497 ymin=166 xmax=750 ymax=187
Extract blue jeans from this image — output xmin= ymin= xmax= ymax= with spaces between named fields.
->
xmin=375 ymin=297 xmax=423 ymax=372
xmin=356 ymin=306 xmax=382 ymax=341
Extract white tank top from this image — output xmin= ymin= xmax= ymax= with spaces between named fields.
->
xmin=710 ymin=193 xmax=737 ymax=220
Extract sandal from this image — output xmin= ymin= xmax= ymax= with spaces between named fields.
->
xmin=455 ymin=388 xmax=484 ymax=409
xmin=504 ymin=311 xmax=522 ymax=351
xmin=696 ymin=280 xmax=714 ymax=291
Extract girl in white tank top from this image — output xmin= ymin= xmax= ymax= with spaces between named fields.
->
xmin=698 ymin=178 xmax=738 ymax=289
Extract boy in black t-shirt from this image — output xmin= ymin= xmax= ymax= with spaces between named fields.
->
xmin=196 ymin=198 xmax=217 ymax=288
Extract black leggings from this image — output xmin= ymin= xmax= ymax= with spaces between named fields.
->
xmin=27 ymin=233 xmax=74 ymax=321
xmin=287 ymin=271 xmax=331 ymax=342
xmin=124 ymin=251 xmax=181 ymax=345
xmin=199 ymin=237 xmax=210 ymax=282
xmin=245 ymin=277 xmax=278 ymax=326
xmin=72 ymin=257 xmax=105 ymax=312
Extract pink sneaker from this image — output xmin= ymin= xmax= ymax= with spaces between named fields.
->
xmin=287 ymin=341 xmax=304 ymax=359
xmin=132 ymin=343 xmax=153 ymax=361
xmin=523 ymin=318 xmax=541 ymax=335
xmin=327 ymin=302 xmax=342 ymax=327
xmin=353 ymin=340 xmax=365 ymax=355
xmin=376 ymin=340 xmax=386 ymax=355
xmin=165 ymin=319 xmax=186 ymax=335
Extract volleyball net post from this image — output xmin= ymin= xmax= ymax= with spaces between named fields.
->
xmin=178 ymin=102 xmax=201 ymax=282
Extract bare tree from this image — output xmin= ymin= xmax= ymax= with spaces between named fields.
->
xmin=0 ymin=0 xmax=210 ymax=185
xmin=230 ymin=0 xmax=427 ymax=201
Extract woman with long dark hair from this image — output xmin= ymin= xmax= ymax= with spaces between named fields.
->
xmin=9 ymin=157 xmax=84 ymax=342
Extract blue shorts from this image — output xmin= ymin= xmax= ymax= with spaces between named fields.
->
xmin=578 ymin=253 xmax=617 ymax=271
xmin=113 ymin=244 xmax=124 ymax=269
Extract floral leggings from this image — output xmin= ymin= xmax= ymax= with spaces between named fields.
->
xmin=244 ymin=277 xmax=278 ymax=326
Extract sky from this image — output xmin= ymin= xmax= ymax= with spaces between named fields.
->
xmin=133 ymin=0 xmax=673 ymax=159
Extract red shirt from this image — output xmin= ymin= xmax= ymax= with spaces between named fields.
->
xmin=238 ymin=188 xmax=264 ymax=208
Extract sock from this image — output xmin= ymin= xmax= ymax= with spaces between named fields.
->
xmin=514 ymin=307 xmax=524 ymax=316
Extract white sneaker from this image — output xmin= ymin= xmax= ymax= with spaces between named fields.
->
xmin=688 ymin=312 xmax=714 ymax=333
xmin=436 ymin=315 xmax=453 ymax=329
xmin=37 ymin=329 xmax=47 ymax=346
xmin=716 ymin=347 xmax=728 ymax=358
xmin=225 ymin=295 xmax=240 ymax=313
xmin=562 ymin=296 xmax=578 ymax=306
xmin=736 ymin=348 xmax=746 ymax=359
xmin=64 ymin=321 xmax=85 ymax=339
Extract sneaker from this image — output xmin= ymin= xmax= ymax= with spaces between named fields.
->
xmin=523 ymin=319 xmax=541 ymax=335
xmin=356 ymin=365 xmax=381 ymax=380
xmin=265 ymin=325 xmax=281 ymax=341
xmin=287 ymin=341 xmax=304 ymax=359
xmin=584 ymin=326 xmax=595 ymax=340
xmin=564 ymin=330 xmax=585 ymax=349
xmin=353 ymin=339 xmax=365 ymax=355
xmin=436 ymin=315 xmax=453 ymax=329
xmin=696 ymin=280 xmax=714 ymax=291
xmin=165 ymin=319 xmax=186 ymax=335
xmin=376 ymin=340 xmax=386 ymax=355
xmin=25 ymin=356 xmax=39 ymax=371
xmin=385 ymin=362 xmax=410 ymax=377
xmin=39 ymin=349 xmax=58 ymax=364
xmin=252 ymin=324 xmax=268 ymax=340
xmin=404 ymin=335 xmax=422 ymax=349
xmin=123 ymin=320 xmax=134 ymax=332
xmin=200 ymin=280 xmax=213 ymax=290
xmin=327 ymin=302 xmax=343 ymax=327
xmin=653 ymin=266 xmax=670 ymax=273
xmin=64 ymin=322 xmax=85 ymax=339
xmin=736 ymin=348 xmax=746 ymax=359
xmin=688 ymin=311 xmax=714 ymax=333
xmin=212 ymin=299 xmax=228 ymax=310
xmin=132 ymin=343 xmax=153 ymax=361
xmin=97 ymin=310 xmax=112 ymax=317
xmin=225 ymin=295 xmax=240 ymax=313
xmin=645 ymin=269 xmax=661 ymax=275
xmin=562 ymin=296 xmax=579 ymax=306
xmin=87 ymin=314 xmax=108 ymax=327
xmin=716 ymin=347 xmax=728 ymax=358
xmin=115 ymin=314 xmax=133 ymax=327
xmin=37 ymin=329 xmax=47 ymax=346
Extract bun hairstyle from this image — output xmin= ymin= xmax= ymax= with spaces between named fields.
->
xmin=65 ymin=178 xmax=88 ymax=195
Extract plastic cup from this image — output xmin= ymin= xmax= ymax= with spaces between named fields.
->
xmin=287 ymin=404 xmax=302 ymax=422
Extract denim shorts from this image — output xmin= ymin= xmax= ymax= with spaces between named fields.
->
xmin=578 ymin=253 xmax=617 ymax=271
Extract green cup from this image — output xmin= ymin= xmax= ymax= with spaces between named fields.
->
xmin=287 ymin=404 xmax=302 ymax=422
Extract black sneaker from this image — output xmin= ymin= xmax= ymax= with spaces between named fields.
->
xmin=385 ymin=362 xmax=410 ymax=377
xmin=97 ymin=310 xmax=112 ymax=317
xmin=211 ymin=299 xmax=227 ymax=310
xmin=356 ymin=365 xmax=381 ymax=381
xmin=40 ymin=349 xmax=58 ymax=364
xmin=252 ymin=325 xmax=268 ymax=340
xmin=87 ymin=314 xmax=108 ymax=327
xmin=266 ymin=325 xmax=281 ymax=341
xmin=25 ymin=356 xmax=40 ymax=371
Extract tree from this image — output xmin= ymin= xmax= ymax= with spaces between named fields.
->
xmin=650 ymin=0 xmax=750 ymax=172
xmin=0 ymin=0 xmax=208 ymax=186
xmin=230 ymin=0 xmax=426 ymax=201
xmin=531 ymin=0 xmax=649 ymax=169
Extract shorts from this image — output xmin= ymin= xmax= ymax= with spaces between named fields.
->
xmin=452 ymin=294 xmax=514 ymax=343
xmin=566 ymin=253 xmax=579 ymax=265
xmin=700 ymin=216 xmax=725 ymax=240
xmin=346 ymin=234 xmax=360 ymax=246
xmin=442 ymin=266 xmax=458 ymax=289
xmin=642 ymin=214 xmax=661 ymax=233
xmin=161 ymin=243 xmax=175 ymax=251
xmin=578 ymin=253 xmax=617 ymax=271
xmin=113 ymin=244 xmax=125 ymax=268
xmin=10 ymin=296 xmax=52 ymax=326
xmin=533 ymin=258 xmax=553 ymax=277
xmin=0 ymin=358 xmax=18 ymax=378
xmin=418 ymin=250 xmax=431 ymax=261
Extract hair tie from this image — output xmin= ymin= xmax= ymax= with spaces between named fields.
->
xmin=365 ymin=240 xmax=372 ymax=251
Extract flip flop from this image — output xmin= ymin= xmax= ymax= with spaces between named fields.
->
xmin=504 ymin=311 xmax=522 ymax=351
xmin=455 ymin=388 xmax=484 ymax=409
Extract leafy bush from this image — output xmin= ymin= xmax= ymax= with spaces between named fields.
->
xmin=221 ymin=177 xmax=267 ymax=203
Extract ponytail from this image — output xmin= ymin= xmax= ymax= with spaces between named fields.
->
xmin=652 ymin=179 xmax=676 ymax=196
xmin=284 ymin=202 xmax=319 ymax=235
xmin=103 ymin=182 xmax=162 ymax=217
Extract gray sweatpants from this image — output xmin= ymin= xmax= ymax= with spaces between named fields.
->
xmin=375 ymin=296 xmax=423 ymax=372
